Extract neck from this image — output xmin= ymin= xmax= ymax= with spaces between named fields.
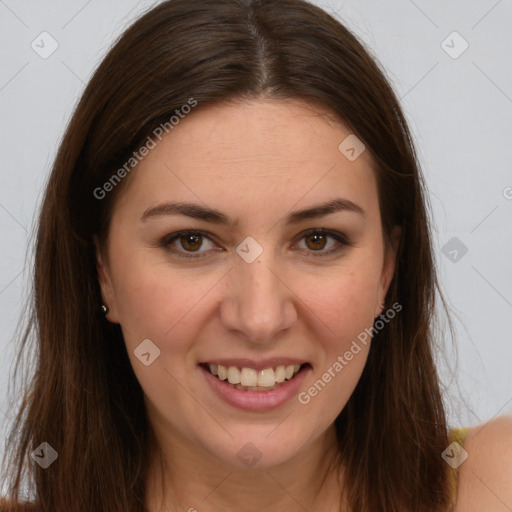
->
xmin=145 ymin=424 xmax=344 ymax=512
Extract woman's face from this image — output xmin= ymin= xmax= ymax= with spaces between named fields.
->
xmin=98 ymin=99 xmax=398 ymax=469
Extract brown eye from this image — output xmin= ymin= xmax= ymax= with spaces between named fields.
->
xmin=304 ymin=232 xmax=328 ymax=251
xmin=295 ymin=229 xmax=351 ymax=257
xmin=160 ymin=230 xmax=220 ymax=259
xmin=180 ymin=233 xmax=203 ymax=251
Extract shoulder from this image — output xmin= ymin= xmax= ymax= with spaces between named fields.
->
xmin=454 ymin=415 xmax=512 ymax=511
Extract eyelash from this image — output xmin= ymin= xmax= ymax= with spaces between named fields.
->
xmin=159 ymin=229 xmax=352 ymax=259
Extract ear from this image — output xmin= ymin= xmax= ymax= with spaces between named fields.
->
xmin=94 ymin=236 xmax=120 ymax=324
xmin=375 ymin=226 xmax=401 ymax=318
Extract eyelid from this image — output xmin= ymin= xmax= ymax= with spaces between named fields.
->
xmin=159 ymin=229 xmax=221 ymax=259
xmin=160 ymin=228 xmax=352 ymax=259
xmin=292 ymin=228 xmax=352 ymax=257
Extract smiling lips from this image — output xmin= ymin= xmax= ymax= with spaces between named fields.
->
xmin=200 ymin=359 xmax=311 ymax=410
xmin=202 ymin=362 xmax=307 ymax=391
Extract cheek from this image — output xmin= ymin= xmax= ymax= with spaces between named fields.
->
xmin=295 ymin=270 xmax=377 ymax=422
xmin=109 ymin=258 xmax=212 ymax=420
xmin=298 ymin=262 xmax=382 ymax=340
xmin=292 ymin=260 xmax=380 ymax=408
xmin=109 ymin=250 xmax=219 ymax=352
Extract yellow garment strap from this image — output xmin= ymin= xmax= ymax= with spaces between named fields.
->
xmin=448 ymin=427 xmax=469 ymax=506
xmin=450 ymin=427 xmax=469 ymax=446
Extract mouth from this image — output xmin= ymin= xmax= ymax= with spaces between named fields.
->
xmin=199 ymin=362 xmax=311 ymax=392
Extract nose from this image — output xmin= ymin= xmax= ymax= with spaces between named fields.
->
xmin=219 ymin=251 xmax=297 ymax=345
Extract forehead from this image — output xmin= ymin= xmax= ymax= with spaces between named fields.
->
xmin=154 ymin=99 xmax=371 ymax=168
xmin=113 ymin=99 xmax=378 ymax=222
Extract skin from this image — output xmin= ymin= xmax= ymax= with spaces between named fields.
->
xmin=95 ymin=97 xmax=399 ymax=511
xmin=454 ymin=416 xmax=512 ymax=511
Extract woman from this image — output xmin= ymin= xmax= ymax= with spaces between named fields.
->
xmin=1 ymin=0 xmax=511 ymax=510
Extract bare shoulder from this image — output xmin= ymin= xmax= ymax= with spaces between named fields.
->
xmin=454 ymin=415 xmax=512 ymax=511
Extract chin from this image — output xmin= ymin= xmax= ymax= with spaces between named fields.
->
xmin=203 ymin=429 xmax=313 ymax=470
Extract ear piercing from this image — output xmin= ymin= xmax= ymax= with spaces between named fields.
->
xmin=101 ymin=304 xmax=109 ymax=315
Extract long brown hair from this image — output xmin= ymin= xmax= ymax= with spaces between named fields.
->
xmin=1 ymin=0 xmax=453 ymax=510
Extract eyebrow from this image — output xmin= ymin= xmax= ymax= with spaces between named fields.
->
xmin=140 ymin=198 xmax=364 ymax=226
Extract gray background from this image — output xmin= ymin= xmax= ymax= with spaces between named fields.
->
xmin=1 ymin=0 xmax=511 ymax=466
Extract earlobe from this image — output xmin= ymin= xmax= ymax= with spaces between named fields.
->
xmin=94 ymin=236 xmax=119 ymax=324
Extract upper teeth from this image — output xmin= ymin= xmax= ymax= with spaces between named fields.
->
xmin=209 ymin=364 xmax=301 ymax=387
